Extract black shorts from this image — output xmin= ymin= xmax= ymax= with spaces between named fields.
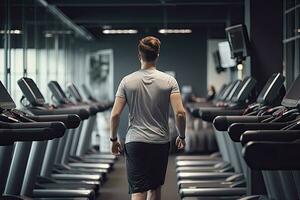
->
xmin=124 ymin=142 xmax=170 ymax=194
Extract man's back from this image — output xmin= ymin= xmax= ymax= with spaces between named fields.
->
xmin=116 ymin=68 xmax=179 ymax=144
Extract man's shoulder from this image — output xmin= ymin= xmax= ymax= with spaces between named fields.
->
xmin=155 ymin=70 xmax=176 ymax=81
xmin=122 ymin=71 xmax=140 ymax=80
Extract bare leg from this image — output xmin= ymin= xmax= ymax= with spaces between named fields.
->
xmin=146 ymin=186 xmax=161 ymax=200
xmin=132 ymin=192 xmax=147 ymax=200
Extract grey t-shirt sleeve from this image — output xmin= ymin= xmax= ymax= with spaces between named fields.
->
xmin=115 ymin=78 xmax=126 ymax=98
xmin=169 ymin=76 xmax=180 ymax=94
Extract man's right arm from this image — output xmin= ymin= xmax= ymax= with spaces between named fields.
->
xmin=170 ymin=93 xmax=186 ymax=140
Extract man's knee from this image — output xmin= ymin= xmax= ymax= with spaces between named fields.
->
xmin=148 ymin=186 xmax=161 ymax=193
xmin=132 ymin=192 xmax=147 ymax=200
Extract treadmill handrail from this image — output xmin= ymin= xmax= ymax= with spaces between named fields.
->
xmin=27 ymin=114 xmax=81 ymax=129
xmin=0 ymin=127 xmax=65 ymax=143
xmin=227 ymin=121 xmax=295 ymax=142
xmin=28 ymin=107 xmax=90 ymax=120
xmin=243 ymin=140 xmax=300 ymax=170
xmin=213 ymin=115 xmax=271 ymax=131
xmin=241 ymin=130 xmax=300 ymax=145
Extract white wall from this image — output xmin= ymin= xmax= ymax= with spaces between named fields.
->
xmin=207 ymin=39 xmax=231 ymax=92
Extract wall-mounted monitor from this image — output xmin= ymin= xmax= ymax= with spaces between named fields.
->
xmin=218 ymin=41 xmax=236 ymax=68
xmin=226 ymin=24 xmax=250 ymax=59
xmin=212 ymin=50 xmax=225 ymax=73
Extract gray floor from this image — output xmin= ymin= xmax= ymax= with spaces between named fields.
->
xmin=98 ymin=155 xmax=181 ymax=200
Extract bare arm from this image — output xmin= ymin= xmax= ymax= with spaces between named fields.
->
xmin=110 ymin=96 xmax=126 ymax=140
xmin=170 ymin=93 xmax=186 ymax=139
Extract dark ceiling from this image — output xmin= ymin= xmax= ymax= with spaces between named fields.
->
xmin=48 ymin=0 xmax=244 ymax=37
xmin=47 ymin=0 xmax=244 ymax=37
xmin=47 ymin=0 xmax=244 ymax=39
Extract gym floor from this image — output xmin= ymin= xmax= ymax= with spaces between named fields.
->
xmin=98 ymin=155 xmax=181 ymax=200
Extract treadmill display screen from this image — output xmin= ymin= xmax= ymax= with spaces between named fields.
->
xmin=53 ymin=81 xmax=67 ymax=98
xmin=68 ymin=84 xmax=82 ymax=101
xmin=17 ymin=77 xmax=45 ymax=105
xmin=48 ymin=81 xmax=67 ymax=103
xmin=256 ymin=73 xmax=284 ymax=104
xmin=218 ymin=41 xmax=236 ymax=68
xmin=284 ymin=77 xmax=300 ymax=101
xmin=282 ymin=75 xmax=300 ymax=108
xmin=25 ymin=78 xmax=44 ymax=99
xmin=257 ymin=74 xmax=277 ymax=99
xmin=0 ymin=81 xmax=16 ymax=109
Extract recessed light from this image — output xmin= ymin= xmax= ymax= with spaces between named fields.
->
xmin=0 ymin=29 xmax=22 ymax=34
xmin=158 ymin=29 xmax=192 ymax=34
xmin=45 ymin=33 xmax=53 ymax=38
xmin=102 ymin=29 xmax=138 ymax=34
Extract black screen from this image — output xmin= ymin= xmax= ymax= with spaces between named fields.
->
xmin=226 ymin=24 xmax=250 ymax=58
xmin=69 ymin=84 xmax=82 ymax=101
xmin=229 ymin=29 xmax=245 ymax=51
xmin=48 ymin=81 xmax=68 ymax=104
xmin=284 ymin=76 xmax=300 ymax=101
xmin=25 ymin=78 xmax=45 ymax=100
xmin=0 ymin=81 xmax=16 ymax=109
xmin=53 ymin=81 xmax=67 ymax=98
xmin=257 ymin=74 xmax=278 ymax=100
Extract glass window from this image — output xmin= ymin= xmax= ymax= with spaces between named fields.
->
xmin=0 ymin=1 xmax=5 ymax=83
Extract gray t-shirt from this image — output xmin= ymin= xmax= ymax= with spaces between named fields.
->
xmin=116 ymin=68 xmax=180 ymax=144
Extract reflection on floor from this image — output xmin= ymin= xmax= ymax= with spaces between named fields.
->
xmin=98 ymin=155 xmax=181 ymax=200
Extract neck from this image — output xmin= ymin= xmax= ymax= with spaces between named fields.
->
xmin=141 ymin=62 xmax=156 ymax=70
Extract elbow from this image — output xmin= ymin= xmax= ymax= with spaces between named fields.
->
xmin=176 ymin=110 xmax=186 ymax=120
xmin=110 ymin=113 xmax=121 ymax=121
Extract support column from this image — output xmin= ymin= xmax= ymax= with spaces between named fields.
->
xmin=245 ymin=0 xmax=283 ymax=90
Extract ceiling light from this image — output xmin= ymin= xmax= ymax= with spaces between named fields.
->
xmin=45 ymin=33 xmax=53 ymax=38
xmin=102 ymin=29 xmax=138 ymax=34
xmin=158 ymin=29 xmax=192 ymax=34
xmin=0 ymin=29 xmax=22 ymax=34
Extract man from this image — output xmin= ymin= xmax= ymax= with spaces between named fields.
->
xmin=110 ymin=36 xmax=186 ymax=200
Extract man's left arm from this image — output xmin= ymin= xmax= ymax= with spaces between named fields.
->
xmin=110 ymin=96 xmax=126 ymax=155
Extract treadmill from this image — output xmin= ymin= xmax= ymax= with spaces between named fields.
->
xmin=223 ymin=76 xmax=300 ymax=200
xmin=177 ymin=74 xmax=289 ymax=199
xmin=177 ymin=81 xmax=240 ymax=162
xmin=47 ymin=81 xmax=114 ymax=167
xmin=17 ymin=78 xmax=107 ymax=186
xmin=0 ymin=81 xmax=95 ymax=199
xmin=176 ymin=76 xmax=257 ymax=169
xmin=178 ymin=73 xmax=285 ymax=176
xmin=67 ymin=82 xmax=115 ymax=160
xmin=181 ymin=76 xmax=300 ymax=199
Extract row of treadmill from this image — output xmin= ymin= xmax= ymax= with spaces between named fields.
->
xmin=0 ymin=77 xmax=115 ymax=199
xmin=176 ymin=72 xmax=300 ymax=200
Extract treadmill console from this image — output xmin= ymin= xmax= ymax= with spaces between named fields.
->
xmin=281 ymin=75 xmax=300 ymax=108
xmin=215 ymin=84 xmax=227 ymax=101
xmin=231 ymin=76 xmax=257 ymax=103
xmin=17 ymin=77 xmax=46 ymax=106
xmin=67 ymin=83 xmax=83 ymax=102
xmin=221 ymin=80 xmax=241 ymax=101
xmin=0 ymin=81 xmax=16 ymax=110
xmin=48 ymin=81 xmax=70 ymax=105
xmin=256 ymin=73 xmax=285 ymax=105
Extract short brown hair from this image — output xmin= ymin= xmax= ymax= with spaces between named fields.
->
xmin=138 ymin=36 xmax=161 ymax=62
